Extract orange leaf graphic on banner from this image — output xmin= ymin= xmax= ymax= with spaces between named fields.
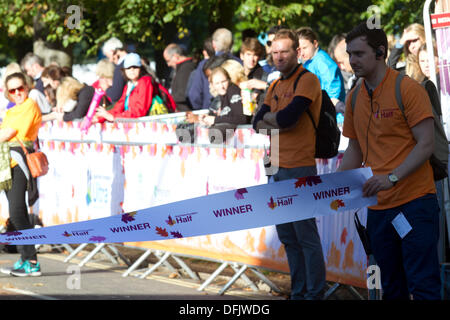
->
xmin=166 ymin=215 xmax=176 ymax=226
xmin=295 ymin=176 xmax=322 ymax=188
xmin=340 ymin=227 xmax=348 ymax=245
xmin=156 ymin=227 xmax=168 ymax=237
xmin=330 ymin=199 xmax=345 ymax=211
xmin=267 ymin=197 xmax=277 ymax=210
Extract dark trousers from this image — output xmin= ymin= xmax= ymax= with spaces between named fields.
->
xmin=270 ymin=166 xmax=326 ymax=300
xmin=5 ymin=165 xmax=37 ymax=261
xmin=367 ymin=194 xmax=441 ymax=300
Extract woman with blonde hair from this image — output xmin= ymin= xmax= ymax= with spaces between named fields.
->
xmin=92 ymin=58 xmax=115 ymax=104
xmin=198 ymin=67 xmax=249 ymax=127
xmin=220 ymin=59 xmax=247 ymax=87
xmin=388 ymin=23 xmax=426 ymax=79
xmin=418 ymin=42 xmax=440 ymax=90
xmin=44 ymin=76 xmax=95 ymax=122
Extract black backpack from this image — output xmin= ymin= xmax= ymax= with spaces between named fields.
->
xmin=271 ymin=69 xmax=341 ymax=158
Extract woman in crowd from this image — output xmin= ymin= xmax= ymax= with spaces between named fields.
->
xmin=198 ymin=67 xmax=249 ymax=127
xmin=92 ymin=58 xmax=115 ymax=105
xmin=43 ymin=77 xmax=95 ymax=122
xmin=220 ymin=59 xmax=247 ymax=88
xmin=418 ymin=42 xmax=441 ymax=90
xmin=94 ymin=52 xmax=167 ymax=122
xmin=1 ymin=63 xmax=52 ymax=115
xmin=297 ymin=27 xmax=345 ymax=107
xmin=41 ymin=65 xmax=66 ymax=91
xmin=40 ymin=65 xmax=68 ymax=109
xmin=388 ymin=23 xmax=425 ymax=79
xmin=0 ymin=72 xmax=42 ymax=277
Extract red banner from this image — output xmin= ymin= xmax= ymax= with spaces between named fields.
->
xmin=431 ymin=12 xmax=450 ymax=29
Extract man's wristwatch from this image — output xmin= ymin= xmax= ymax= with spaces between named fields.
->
xmin=388 ymin=173 xmax=399 ymax=186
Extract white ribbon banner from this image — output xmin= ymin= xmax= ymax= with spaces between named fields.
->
xmin=1 ymin=168 xmax=376 ymax=245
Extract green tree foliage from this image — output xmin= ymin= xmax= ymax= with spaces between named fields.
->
xmin=0 ymin=0 xmax=428 ymax=64
xmin=368 ymin=0 xmax=427 ymax=35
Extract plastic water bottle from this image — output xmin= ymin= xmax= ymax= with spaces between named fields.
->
xmin=242 ymin=89 xmax=255 ymax=116
xmin=80 ymin=88 xmax=105 ymax=134
xmin=337 ymin=112 xmax=344 ymax=125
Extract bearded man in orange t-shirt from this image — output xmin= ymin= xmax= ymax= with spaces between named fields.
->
xmin=338 ymin=22 xmax=441 ymax=300
xmin=253 ymin=29 xmax=326 ymax=300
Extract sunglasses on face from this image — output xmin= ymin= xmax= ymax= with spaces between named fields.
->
xmin=266 ymin=40 xmax=272 ymax=47
xmin=407 ymin=38 xmax=420 ymax=44
xmin=8 ymin=85 xmax=25 ymax=95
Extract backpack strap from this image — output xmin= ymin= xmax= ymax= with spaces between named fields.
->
xmin=350 ymin=78 xmax=363 ymax=113
xmin=293 ymin=69 xmax=309 ymax=92
xmin=395 ymin=73 xmax=407 ymax=120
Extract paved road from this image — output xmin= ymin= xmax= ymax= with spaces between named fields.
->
xmin=0 ymin=249 xmax=284 ymax=301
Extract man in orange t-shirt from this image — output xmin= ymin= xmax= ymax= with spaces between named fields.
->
xmin=338 ymin=23 xmax=441 ymax=300
xmin=253 ymin=29 xmax=326 ymax=300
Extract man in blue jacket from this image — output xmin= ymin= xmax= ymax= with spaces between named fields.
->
xmin=297 ymin=27 xmax=346 ymax=113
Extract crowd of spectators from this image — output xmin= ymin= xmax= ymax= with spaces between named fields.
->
xmin=0 ymin=22 xmax=441 ymax=132
xmin=0 ymin=21 xmax=446 ymax=298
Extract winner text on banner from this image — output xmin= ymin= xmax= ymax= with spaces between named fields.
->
xmin=0 ymin=168 xmax=376 ymax=245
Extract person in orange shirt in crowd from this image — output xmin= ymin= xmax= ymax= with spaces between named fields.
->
xmin=0 ymin=72 xmax=42 ymax=277
xmin=252 ymin=29 xmax=326 ymax=300
xmin=338 ymin=22 xmax=441 ymax=300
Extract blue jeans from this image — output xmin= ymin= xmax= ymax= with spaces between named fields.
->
xmin=367 ymin=194 xmax=441 ymax=300
xmin=270 ymin=166 xmax=326 ymax=300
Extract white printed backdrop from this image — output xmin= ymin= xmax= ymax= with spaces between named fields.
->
xmin=0 ymin=121 xmax=368 ymax=288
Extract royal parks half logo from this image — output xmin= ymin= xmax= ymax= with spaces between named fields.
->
xmin=166 ymin=212 xmax=198 ymax=226
xmin=267 ymin=195 xmax=297 ymax=210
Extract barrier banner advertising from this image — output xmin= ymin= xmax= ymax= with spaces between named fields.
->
xmin=0 ymin=168 xmax=376 ymax=245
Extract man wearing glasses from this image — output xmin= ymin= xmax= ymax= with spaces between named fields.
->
xmin=101 ymin=37 xmax=128 ymax=104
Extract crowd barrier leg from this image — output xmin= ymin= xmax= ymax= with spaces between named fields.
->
xmin=197 ymin=262 xmax=229 ymax=292
xmin=122 ymin=249 xmax=179 ymax=278
xmin=122 ymin=249 xmax=152 ymax=277
xmin=323 ymin=283 xmax=365 ymax=300
xmin=36 ymin=243 xmax=73 ymax=254
xmin=64 ymin=243 xmax=88 ymax=263
xmin=78 ymin=244 xmax=107 ymax=267
xmin=218 ymin=264 xmax=258 ymax=295
xmin=106 ymin=244 xmax=132 ymax=267
xmin=139 ymin=251 xmax=172 ymax=279
xmin=229 ymin=264 xmax=259 ymax=292
xmin=170 ymin=255 xmax=200 ymax=281
xmin=153 ymin=250 xmax=178 ymax=274
xmin=77 ymin=243 xmax=129 ymax=267
xmin=197 ymin=261 xmax=272 ymax=295
xmin=323 ymin=283 xmax=340 ymax=299
xmin=248 ymin=267 xmax=282 ymax=294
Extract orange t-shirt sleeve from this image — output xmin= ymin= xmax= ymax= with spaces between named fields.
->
xmin=401 ymin=77 xmax=434 ymax=127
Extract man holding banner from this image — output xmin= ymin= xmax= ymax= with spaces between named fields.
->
xmin=339 ymin=22 xmax=441 ymax=300
xmin=253 ymin=29 xmax=326 ymax=300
